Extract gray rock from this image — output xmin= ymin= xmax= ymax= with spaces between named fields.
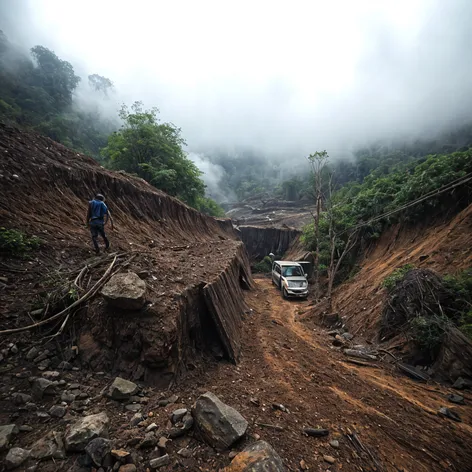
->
xmin=149 ymin=454 xmax=170 ymax=469
xmin=31 ymin=431 xmax=66 ymax=460
xmin=101 ymin=272 xmax=146 ymax=310
xmin=139 ymin=432 xmax=156 ymax=449
xmin=26 ymin=347 xmax=40 ymax=360
xmin=130 ymin=413 xmax=144 ymax=427
xmin=19 ymin=425 xmax=33 ymax=432
xmin=177 ymin=448 xmax=192 ymax=458
xmin=118 ymin=465 xmax=137 ymax=472
xmin=329 ymin=439 xmax=340 ymax=449
xmin=192 ymin=392 xmax=248 ymax=449
xmin=5 ymin=447 xmax=31 ymax=470
xmin=42 ymin=371 xmax=60 ymax=380
xmin=12 ymin=393 xmax=32 ymax=406
xmin=33 ymin=350 xmax=50 ymax=364
xmin=341 ymin=332 xmax=354 ymax=340
xmin=452 ymin=377 xmax=472 ymax=390
xmin=49 ymin=405 xmax=66 ymax=418
xmin=65 ymin=412 xmax=110 ymax=452
xmin=10 ymin=345 xmax=18 ymax=355
xmin=31 ymin=378 xmax=56 ymax=400
xmin=37 ymin=359 xmax=50 ymax=371
xmin=61 ymin=392 xmax=76 ymax=403
xmin=224 ymin=441 xmax=285 ymax=472
xmin=145 ymin=423 xmax=158 ymax=432
xmin=58 ymin=361 xmax=72 ymax=370
xmin=109 ymin=377 xmax=139 ymax=401
xmin=447 ymin=394 xmax=465 ymax=404
xmin=0 ymin=425 xmax=19 ymax=451
xmin=125 ymin=404 xmax=141 ymax=412
xmin=85 ymin=438 xmax=112 ymax=467
xmin=171 ymin=408 xmax=188 ymax=424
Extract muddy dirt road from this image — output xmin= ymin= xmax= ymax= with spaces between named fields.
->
xmin=187 ymin=276 xmax=472 ymax=472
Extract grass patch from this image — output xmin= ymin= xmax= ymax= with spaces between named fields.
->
xmin=381 ymin=264 xmax=415 ymax=291
xmin=0 ymin=227 xmax=40 ymax=257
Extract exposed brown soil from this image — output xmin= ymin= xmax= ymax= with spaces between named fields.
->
xmin=2 ymin=276 xmax=472 ymax=471
xmin=0 ymin=122 xmax=255 ymax=382
xmin=324 ymin=205 xmax=472 ymax=342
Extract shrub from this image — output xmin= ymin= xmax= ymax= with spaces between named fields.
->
xmin=381 ymin=264 xmax=415 ymax=291
xmin=0 ymin=227 xmax=40 ymax=256
xmin=253 ymin=256 xmax=273 ymax=273
xmin=408 ymin=315 xmax=448 ymax=353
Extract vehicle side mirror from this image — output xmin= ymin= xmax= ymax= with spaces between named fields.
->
xmin=304 ymin=273 xmax=308 ymax=277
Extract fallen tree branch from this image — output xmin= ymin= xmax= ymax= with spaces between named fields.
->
xmin=0 ymin=255 xmax=117 ymax=335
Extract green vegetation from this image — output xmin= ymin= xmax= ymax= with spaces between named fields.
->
xmin=0 ymin=31 xmax=223 ymax=216
xmin=0 ymin=227 xmax=40 ymax=256
xmin=0 ymin=32 xmax=114 ymax=158
xmin=253 ymin=256 xmax=273 ymax=273
xmin=409 ymin=315 xmax=449 ymax=353
xmin=101 ymin=102 xmax=205 ymax=208
xmin=381 ymin=264 xmax=415 ymax=291
xmin=444 ymin=269 xmax=472 ymax=339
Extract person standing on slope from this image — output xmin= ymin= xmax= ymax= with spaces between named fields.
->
xmin=85 ymin=193 xmax=113 ymax=254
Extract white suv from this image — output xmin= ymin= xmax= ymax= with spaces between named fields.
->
xmin=271 ymin=261 xmax=308 ymax=299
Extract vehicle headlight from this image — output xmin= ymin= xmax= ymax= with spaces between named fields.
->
xmin=287 ymin=281 xmax=296 ymax=288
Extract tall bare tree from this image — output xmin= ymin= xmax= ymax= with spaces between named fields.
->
xmin=307 ymin=150 xmax=328 ymax=300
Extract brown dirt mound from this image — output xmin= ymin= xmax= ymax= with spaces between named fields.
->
xmin=0 ymin=123 xmax=253 ymax=382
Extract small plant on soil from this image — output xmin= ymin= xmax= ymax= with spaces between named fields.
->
xmin=0 ymin=227 xmax=40 ymax=257
xmin=381 ymin=264 xmax=415 ymax=291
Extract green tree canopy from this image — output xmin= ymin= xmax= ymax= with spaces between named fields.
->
xmin=101 ymin=102 xmax=206 ymax=208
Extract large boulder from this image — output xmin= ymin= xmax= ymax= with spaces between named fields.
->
xmin=223 ymin=441 xmax=286 ymax=472
xmin=65 ymin=412 xmax=109 ymax=452
xmin=0 ymin=425 xmax=19 ymax=450
xmin=30 ymin=431 xmax=65 ymax=460
xmin=192 ymin=392 xmax=248 ymax=449
xmin=108 ymin=377 xmax=138 ymax=401
xmin=101 ymin=272 xmax=146 ymax=310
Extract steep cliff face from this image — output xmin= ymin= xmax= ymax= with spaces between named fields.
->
xmin=0 ymin=123 xmax=253 ymax=382
xmin=238 ymin=225 xmax=301 ymax=260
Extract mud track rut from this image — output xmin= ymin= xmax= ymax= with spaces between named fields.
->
xmin=190 ymin=276 xmax=472 ymax=471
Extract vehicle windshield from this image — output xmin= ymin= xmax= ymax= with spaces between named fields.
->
xmin=282 ymin=266 xmax=303 ymax=277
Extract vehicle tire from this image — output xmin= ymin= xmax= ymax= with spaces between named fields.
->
xmin=282 ymin=288 xmax=288 ymax=299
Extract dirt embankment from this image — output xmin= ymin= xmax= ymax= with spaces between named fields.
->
xmin=237 ymin=226 xmax=300 ymax=261
xmin=330 ymin=204 xmax=472 ymax=343
xmin=0 ymin=123 xmax=253 ymax=381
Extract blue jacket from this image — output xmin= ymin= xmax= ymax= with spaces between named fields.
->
xmin=88 ymin=199 xmax=108 ymax=226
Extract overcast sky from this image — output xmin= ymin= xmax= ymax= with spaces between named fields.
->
xmin=2 ymin=0 xmax=472 ymax=159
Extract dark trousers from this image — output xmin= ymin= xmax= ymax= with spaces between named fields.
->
xmin=90 ymin=224 xmax=109 ymax=252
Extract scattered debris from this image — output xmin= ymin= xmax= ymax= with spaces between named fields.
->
xmin=323 ymin=455 xmax=336 ymax=464
xmin=343 ymin=349 xmax=378 ymax=361
xmin=438 ymin=407 xmax=462 ymax=422
xmin=447 ymin=394 xmax=465 ymax=405
xmin=303 ymin=428 xmax=329 ymax=437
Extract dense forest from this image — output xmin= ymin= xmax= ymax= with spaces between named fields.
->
xmin=0 ymin=31 xmax=224 ymax=216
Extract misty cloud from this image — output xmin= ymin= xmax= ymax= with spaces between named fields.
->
xmin=2 ymin=0 xmax=472 ymax=161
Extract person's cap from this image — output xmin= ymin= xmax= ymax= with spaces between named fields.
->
xmin=95 ymin=194 xmax=105 ymax=201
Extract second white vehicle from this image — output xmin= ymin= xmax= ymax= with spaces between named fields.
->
xmin=271 ymin=261 xmax=309 ymax=299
